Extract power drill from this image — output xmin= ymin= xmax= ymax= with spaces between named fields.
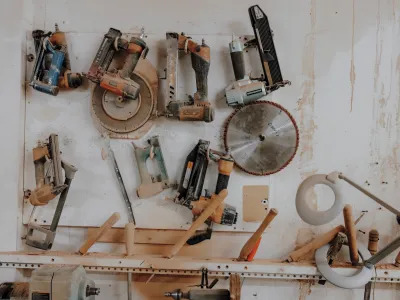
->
xmin=165 ymin=33 xmax=214 ymax=122
xmin=86 ymin=28 xmax=148 ymax=102
xmin=30 ymin=24 xmax=83 ymax=96
xmin=225 ymin=5 xmax=290 ymax=106
xmin=174 ymin=140 xmax=237 ymax=244
xmin=165 ymin=289 xmax=230 ymax=300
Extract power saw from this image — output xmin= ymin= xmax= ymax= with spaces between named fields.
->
xmin=225 ymin=5 xmax=290 ymax=106
xmin=29 ymin=24 xmax=83 ymax=96
xmin=87 ymin=28 xmax=158 ymax=138
xmin=224 ymin=101 xmax=299 ymax=175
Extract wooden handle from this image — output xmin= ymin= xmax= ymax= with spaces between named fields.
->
xmin=229 ymin=273 xmax=241 ymax=300
xmin=368 ymin=229 xmax=379 ymax=255
xmin=125 ymin=222 xmax=136 ymax=256
xmin=288 ymin=225 xmax=345 ymax=262
xmin=238 ymin=208 xmax=278 ymax=261
xmin=343 ymin=204 xmax=359 ymax=265
xmin=165 ymin=189 xmax=228 ymax=258
xmin=79 ymin=212 xmax=120 ymax=255
xmin=395 ymin=250 xmax=400 ymax=267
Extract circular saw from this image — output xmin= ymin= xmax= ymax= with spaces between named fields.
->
xmin=224 ymin=101 xmax=299 ymax=175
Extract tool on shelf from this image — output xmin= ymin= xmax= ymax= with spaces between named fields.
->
xmin=224 ymin=101 xmax=299 ymax=175
xmin=174 ymin=140 xmax=237 ymax=245
xmin=296 ymin=171 xmax=400 ymax=226
xmin=78 ymin=212 xmax=120 ymax=255
xmin=237 ymin=208 xmax=278 ymax=261
xmin=0 ymin=265 xmax=99 ymax=300
xmin=104 ymin=136 xmax=135 ymax=300
xmin=343 ymin=204 xmax=359 ymax=265
xmin=225 ymin=5 xmax=290 ymax=106
xmin=165 ymin=32 xmax=214 ymax=122
xmin=29 ymin=24 xmax=82 ymax=96
xmin=88 ymin=28 xmax=158 ymax=138
xmin=25 ymin=134 xmax=77 ymax=250
xmin=165 ymin=268 xmax=229 ymax=300
xmin=297 ymin=172 xmax=400 ymax=288
xmin=133 ymin=136 xmax=175 ymax=198
xmin=363 ymin=229 xmax=379 ymax=300
xmin=166 ymin=189 xmax=228 ymax=258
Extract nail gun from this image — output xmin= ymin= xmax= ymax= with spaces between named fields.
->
xmin=30 ymin=24 xmax=83 ymax=96
xmin=225 ymin=5 xmax=290 ymax=106
xmin=174 ymin=140 xmax=237 ymax=245
xmin=24 ymin=134 xmax=77 ymax=250
xmin=86 ymin=27 xmax=148 ymax=101
xmin=165 ymin=32 xmax=214 ymax=122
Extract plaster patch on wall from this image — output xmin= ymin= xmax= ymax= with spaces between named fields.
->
xmin=298 ymin=0 xmax=317 ymax=173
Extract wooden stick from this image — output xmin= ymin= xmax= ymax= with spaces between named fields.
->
xmin=79 ymin=212 xmax=120 ymax=255
xmin=395 ymin=250 xmax=400 ymax=267
xmin=368 ymin=229 xmax=379 ymax=255
xmin=287 ymin=225 xmax=345 ymax=262
xmin=343 ymin=204 xmax=359 ymax=265
xmin=125 ymin=222 xmax=135 ymax=256
xmin=237 ymin=208 xmax=278 ymax=261
xmin=230 ymin=273 xmax=241 ymax=300
xmin=165 ymin=189 xmax=228 ymax=258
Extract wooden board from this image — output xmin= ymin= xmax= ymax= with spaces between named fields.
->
xmin=242 ymin=186 xmax=269 ymax=222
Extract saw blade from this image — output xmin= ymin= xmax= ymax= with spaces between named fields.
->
xmin=91 ymin=73 xmax=153 ymax=134
xmin=224 ymin=101 xmax=299 ymax=176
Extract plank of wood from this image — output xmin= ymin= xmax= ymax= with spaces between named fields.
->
xmin=230 ymin=273 xmax=241 ymax=300
xmin=242 ymin=185 xmax=269 ymax=222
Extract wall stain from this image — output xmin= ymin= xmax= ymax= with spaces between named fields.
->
xmin=350 ymin=0 xmax=356 ymax=112
xmin=298 ymin=0 xmax=317 ymax=171
xmin=298 ymin=280 xmax=313 ymax=300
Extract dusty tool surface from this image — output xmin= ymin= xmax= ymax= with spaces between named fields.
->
xmin=224 ymin=101 xmax=299 ymax=175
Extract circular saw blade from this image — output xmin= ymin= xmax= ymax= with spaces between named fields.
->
xmin=91 ymin=73 xmax=154 ymax=134
xmin=224 ymin=101 xmax=299 ymax=176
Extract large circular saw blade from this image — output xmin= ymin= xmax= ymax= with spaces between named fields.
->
xmin=91 ymin=73 xmax=154 ymax=134
xmin=224 ymin=101 xmax=299 ymax=176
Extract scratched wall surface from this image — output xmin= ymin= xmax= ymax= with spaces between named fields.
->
xmin=0 ymin=0 xmax=399 ymax=298
xmin=22 ymin=0 xmax=400 ymax=257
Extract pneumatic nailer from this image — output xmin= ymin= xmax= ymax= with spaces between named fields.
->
xmin=225 ymin=5 xmax=290 ymax=106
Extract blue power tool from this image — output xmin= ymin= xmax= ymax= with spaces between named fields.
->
xmin=29 ymin=24 xmax=82 ymax=96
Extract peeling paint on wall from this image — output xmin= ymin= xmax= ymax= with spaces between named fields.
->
xmin=298 ymin=0 xmax=317 ymax=172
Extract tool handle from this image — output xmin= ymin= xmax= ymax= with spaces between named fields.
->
xmin=395 ymin=250 xmax=400 ymax=267
xmin=343 ymin=205 xmax=359 ymax=265
xmin=120 ymin=38 xmax=146 ymax=78
xmin=125 ymin=222 xmax=136 ymax=256
xmin=246 ymin=237 xmax=261 ymax=262
xmin=79 ymin=212 xmax=120 ymax=255
xmin=288 ymin=225 xmax=345 ymax=262
xmin=166 ymin=189 xmax=228 ymax=258
xmin=368 ymin=229 xmax=379 ymax=255
xmin=238 ymin=208 xmax=278 ymax=261
xmin=215 ymin=157 xmax=234 ymax=194
xmin=190 ymin=44 xmax=210 ymax=102
xmin=229 ymin=39 xmax=245 ymax=81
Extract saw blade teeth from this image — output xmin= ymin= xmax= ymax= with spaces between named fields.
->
xmin=223 ymin=101 xmax=299 ymax=176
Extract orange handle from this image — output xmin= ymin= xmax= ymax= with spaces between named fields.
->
xmin=246 ymin=238 xmax=262 ymax=262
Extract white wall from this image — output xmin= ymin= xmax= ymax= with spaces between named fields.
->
xmin=1 ymin=0 xmax=400 ymax=299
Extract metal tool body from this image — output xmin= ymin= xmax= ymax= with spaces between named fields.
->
xmin=165 ymin=289 xmax=230 ymax=300
xmin=30 ymin=24 xmax=82 ymax=96
xmin=297 ymin=172 xmax=400 ymax=288
xmin=225 ymin=5 xmax=290 ymax=106
xmin=175 ymin=140 xmax=237 ymax=244
xmin=0 ymin=265 xmax=99 ymax=300
xmin=25 ymin=134 xmax=77 ymax=250
xmin=165 ymin=32 xmax=214 ymax=122
xmin=86 ymin=28 xmax=147 ymax=102
xmin=133 ymin=136 xmax=174 ymax=198
xmin=89 ymin=28 xmax=157 ymax=137
xmin=224 ymin=101 xmax=299 ymax=175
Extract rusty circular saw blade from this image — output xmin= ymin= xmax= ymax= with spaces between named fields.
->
xmin=91 ymin=73 xmax=154 ymax=133
xmin=224 ymin=101 xmax=299 ymax=176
